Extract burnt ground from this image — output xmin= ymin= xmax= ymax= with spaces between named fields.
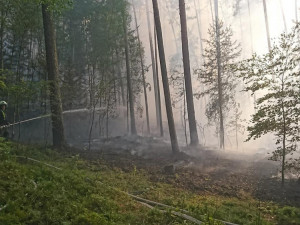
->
xmin=71 ymin=136 xmax=300 ymax=207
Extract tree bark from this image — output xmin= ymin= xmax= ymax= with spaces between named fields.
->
xmin=42 ymin=4 xmax=66 ymax=148
xmin=123 ymin=13 xmax=137 ymax=135
xmin=262 ymin=0 xmax=271 ymax=51
xmin=154 ymin=25 xmax=164 ymax=137
xmin=179 ymin=0 xmax=199 ymax=146
xmin=132 ymin=2 xmax=150 ymax=135
xmin=145 ymin=0 xmax=163 ymax=135
xmin=214 ymin=0 xmax=224 ymax=149
xmin=152 ymin=0 xmax=179 ymax=153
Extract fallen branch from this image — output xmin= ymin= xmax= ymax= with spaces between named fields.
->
xmin=16 ymin=156 xmax=62 ymax=170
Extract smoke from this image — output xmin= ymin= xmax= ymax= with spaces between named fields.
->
xmin=128 ymin=0 xmax=298 ymax=152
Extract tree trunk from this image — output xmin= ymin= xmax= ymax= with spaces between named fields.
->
xmin=247 ymin=0 xmax=254 ymax=56
xmin=214 ymin=0 xmax=224 ymax=149
xmin=152 ymin=0 xmax=179 ymax=153
xmin=262 ymin=0 xmax=271 ymax=51
xmin=145 ymin=0 xmax=163 ymax=135
xmin=238 ymin=8 xmax=244 ymax=59
xmin=281 ymin=100 xmax=286 ymax=187
xmin=164 ymin=1 xmax=180 ymax=51
xmin=0 ymin=7 xmax=4 ymax=70
xmin=183 ymin=82 xmax=188 ymax=146
xmin=179 ymin=0 xmax=199 ymax=146
xmin=123 ymin=13 xmax=137 ymax=135
xmin=247 ymin=0 xmax=257 ymax=113
xmin=194 ymin=0 xmax=204 ymax=65
xmin=132 ymin=2 xmax=150 ymax=134
xmin=279 ymin=0 xmax=287 ymax=32
xmin=154 ymin=25 xmax=164 ymax=137
xmin=42 ymin=4 xmax=65 ymax=148
xmin=235 ymin=113 xmax=238 ymax=150
xmin=116 ymin=49 xmax=126 ymax=107
xmin=296 ymin=0 xmax=298 ymax=22
xmin=208 ymin=0 xmax=214 ymax=24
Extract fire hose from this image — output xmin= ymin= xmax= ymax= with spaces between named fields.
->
xmin=0 ymin=114 xmax=51 ymax=130
xmin=0 ymin=107 xmax=109 ymax=130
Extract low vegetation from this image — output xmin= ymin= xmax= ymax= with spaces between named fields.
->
xmin=0 ymin=140 xmax=299 ymax=225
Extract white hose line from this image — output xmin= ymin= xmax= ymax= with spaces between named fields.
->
xmin=15 ymin=156 xmax=62 ymax=170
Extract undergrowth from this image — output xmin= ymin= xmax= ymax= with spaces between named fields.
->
xmin=0 ymin=140 xmax=299 ymax=225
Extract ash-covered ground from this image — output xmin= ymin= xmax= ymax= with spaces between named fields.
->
xmin=71 ymin=135 xmax=300 ymax=207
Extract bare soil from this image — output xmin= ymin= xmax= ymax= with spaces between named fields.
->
xmin=72 ymin=136 xmax=300 ymax=207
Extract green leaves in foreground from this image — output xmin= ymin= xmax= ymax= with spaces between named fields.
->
xmin=237 ymin=23 xmax=300 ymax=185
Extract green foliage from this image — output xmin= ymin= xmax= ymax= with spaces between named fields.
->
xmin=54 ymin=0 xmax=144 ymax=116
xmin=195 ymin=21 xmax=242 ymax=138
xmin=0 ymin=141 xmax=299 ymax=224
xmin=1 ymin=0 xmax=145 ymax=132
xmin=275 ymin=206 xmax=300 ymax=225
xmin=29 ymin=0 xmax=73 ymax=13
xmin=238 ymin=23 xmax=300 ymax=183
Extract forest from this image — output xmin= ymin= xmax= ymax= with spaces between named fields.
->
xmin=0 ymin=0 xmax=300 ymax=224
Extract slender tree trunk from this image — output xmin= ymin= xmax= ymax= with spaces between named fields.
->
xmin=279 ymin=0 xmax=287 ymax=32
xmin=296 ymin=0 xmax=298 ymax=22
xmin=154 ymin=25 xmax=164 ymax=137
xmin=235 ymin=113 xmax=238 ymax=150
xmin=0 ymin=8 xmax=4 ymax=70
xmin=262 ymin=0 xmax=271 ymax=51
xmin=152 ymin=0 xmax=179 ymax=153
xmin=145 ymin=0 xmax=163 ymax=135
xmin=123 ymin=13 xmax=137 ymax=135
xmin=281 ymin=100 xmax=286 ymax=187
xmin=42 ymin=4 xmax=65 ymax=148
xmin=209 ymin=0 xmax=214 ymax=24
xmin=238 ymin=9 xmax=244 ymax=59
xmin=179 ymin=0 xmax=199 ymax=146
xmin=116 ymin=50 xmax=126 ymax=107
xmin=132 ymin=2 xmax=150 ymax=134
xmin=214 ymin=0 xmax=224 ymax=149
xmin=194 ymin=0 xmax=204 ymax=64
xmin=247 ymin=0 xmax=254 ymax=54
xmin=183 ymin=82 xmax=188 ymax=146
xmin=164 ymin=1 xmax=180 ymax=51
xmin=246 ymin=0 xmax=258 ymax=113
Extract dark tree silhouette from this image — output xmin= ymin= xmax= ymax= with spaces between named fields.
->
xmin=152 ymin=0 xmax=179 ymax=153
xmin=42 ymin=3 xmax=66 ymax=148
xmin=179 ymin=0 xmax=199 ymax=146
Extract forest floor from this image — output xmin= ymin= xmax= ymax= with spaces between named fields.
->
xmin=1 ymin=137 xmax=300 ymax=224
xmin=77 ymin=135 xmax=300 ymax=208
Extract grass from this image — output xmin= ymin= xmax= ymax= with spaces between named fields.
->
xmin=0 ymin=140 xmax=299 ymax=225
